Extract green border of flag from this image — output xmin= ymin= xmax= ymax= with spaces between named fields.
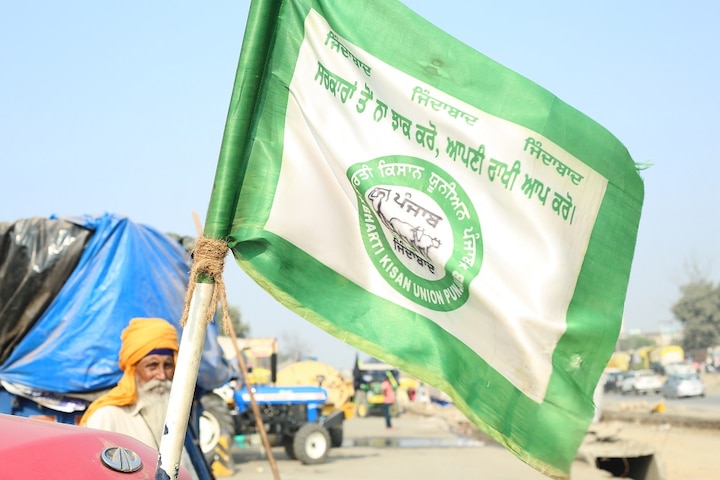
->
xmin=205 ymin=1 xmax=643 ymax=477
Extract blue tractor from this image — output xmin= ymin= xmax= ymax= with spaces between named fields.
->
xmin=205 ymin=337 xmax=348 ymax=465
xmin=229 ymin=375 xmax=345 ymax=464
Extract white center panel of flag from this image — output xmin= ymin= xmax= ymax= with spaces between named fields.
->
xmin=264 ymin=8 xmax=609 ymax=402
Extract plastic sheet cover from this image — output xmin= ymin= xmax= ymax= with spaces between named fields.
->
xmin=0 ymin=217 xmax=91 ymax=365
xmin=0 ymin=213 xmax=231 ymax=394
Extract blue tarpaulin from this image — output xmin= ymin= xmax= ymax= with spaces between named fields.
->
xmin=0 ymin=213 xmax=230 ymax=395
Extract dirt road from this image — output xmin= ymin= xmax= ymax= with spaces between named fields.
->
xmin=592 ymin=373 xmax=720 ymax=480
xmin=225 ymin=408 xmax=612 ymax=480
xmin=222 ymin=375 xmax=720 ymax=480
xmin=224 ymin=410 xmax=720 ymax=480
xmin=592 ymin=421 xmax=720 ymax=480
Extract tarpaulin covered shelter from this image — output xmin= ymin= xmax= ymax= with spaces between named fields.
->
xmin=0 ymin=213 xmax=231 ymax=418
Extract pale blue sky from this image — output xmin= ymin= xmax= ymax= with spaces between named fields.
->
xmin=2 ymin=1 xmax=718 ymax=370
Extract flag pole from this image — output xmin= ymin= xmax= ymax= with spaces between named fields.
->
xmin=157 ymin=215 xmax=233 ymax=478
xmin=157 ymin=0 xmax=284 ymax=477
xmin=157 ymin=283 xmax=214 ymax=479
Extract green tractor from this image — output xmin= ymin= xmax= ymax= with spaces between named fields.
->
xmin=352 ymin=357 xmax=399 ymax=418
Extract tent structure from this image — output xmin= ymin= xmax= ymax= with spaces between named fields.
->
xmin=0 ymin=213 xmax=231 ymax=418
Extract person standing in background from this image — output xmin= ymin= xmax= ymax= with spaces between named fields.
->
xmin=381 ymin=372 xmax=396 ymax=429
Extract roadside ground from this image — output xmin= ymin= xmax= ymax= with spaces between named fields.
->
xmin=226 ymin=403 xmax=611 ymax=480
xmin=589 ymin=372 xmax=720 ymax=479
xmin=221 ymin=374 xmax=720 ymax=480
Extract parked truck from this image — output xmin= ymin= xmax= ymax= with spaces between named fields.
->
xmin=648 ymin=345 xmax=685 ymax=374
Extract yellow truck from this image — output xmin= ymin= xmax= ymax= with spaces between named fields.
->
xmin=648 ymin=345 xmax=685 ymax=374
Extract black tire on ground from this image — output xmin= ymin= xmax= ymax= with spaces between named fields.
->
xmin=199 ymin=392 xmax=235 ymax=464
xmin=283 ymin=438 xmax=297 ymax=459
xmin=329 ymin=425 xmax=343 ymax=448
xmin=292 ymin=423 xmax=330 ymax=465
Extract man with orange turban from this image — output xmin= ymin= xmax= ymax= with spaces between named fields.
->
xmin=80 ymin=317 xmax=179 ymax=450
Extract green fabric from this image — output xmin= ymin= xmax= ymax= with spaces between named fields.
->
xmin=205 ymin=1 xmax=644 ymax=478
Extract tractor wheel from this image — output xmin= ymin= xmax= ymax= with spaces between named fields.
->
xmin=199 ymin=392 xmax=235 ymax=465
xmin=283 ymin=438 xmax=297 ymax=459
xmin=355 ymin=391 xmax=369 ymax=418
xmin=292 ymin=423 xmax=330 ymax=465
xmin=329 ymin=425 xmax=343 ymax=448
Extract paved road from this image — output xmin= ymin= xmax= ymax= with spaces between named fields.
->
xmin=222 ymin=413 xmax=611 ymax=480
xmin=599 ymin=375 xmax=720 ymax=429
xmin=602 ymin=391 xmax=720 ymax=418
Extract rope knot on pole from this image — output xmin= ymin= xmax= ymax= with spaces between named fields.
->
xmin=180 ymin=236 xmax=232 ymax=334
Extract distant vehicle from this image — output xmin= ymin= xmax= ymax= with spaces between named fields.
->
xmin=663 ymin=361 xmax=697 ymax=376
xmin=661 ymin=373 xmax=706 ymax=399
xmin=207 ymin=337 xmax=350 ymax=465
xmin=620 ymin=369 xmax=663 ymax=395
xmin=603 ymin=369 xmax=624 ymax=393
xmin=232 ymin=384 xmax=344 ymax=465
xmin=352 ymin=357 xmax=401 ymax=417
xmin=606 ymin=351 xmax=631 ymax=372
xmin=648 ymin=345 xmax=685 ymax=374
xmin=705 ymin=346 xmax=720 ymax=372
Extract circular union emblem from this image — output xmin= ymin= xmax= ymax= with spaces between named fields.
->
xmin=347 ymin=156 xmax=482 ymax=311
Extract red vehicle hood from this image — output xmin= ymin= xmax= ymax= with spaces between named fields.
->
xmin=0 ymin=413 xmax=191 ymax=480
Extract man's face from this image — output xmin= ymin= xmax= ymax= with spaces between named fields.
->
xmin=135 ymin=356 xmax=174 ymax=443
xmin=135 ymin=353 xmax=175 ymax=389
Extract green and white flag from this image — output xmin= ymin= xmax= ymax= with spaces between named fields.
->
xmin=204 ymin=1 xmax=643 ymax=477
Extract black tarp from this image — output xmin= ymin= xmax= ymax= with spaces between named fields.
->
xmin=0 ymin=217 xmax=91 ymax=365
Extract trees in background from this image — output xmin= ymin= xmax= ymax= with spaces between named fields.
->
xmin=672 ymin=278 xmax=720 ymax=351
xmin=617 ymin=334 xmax=655 ymax=352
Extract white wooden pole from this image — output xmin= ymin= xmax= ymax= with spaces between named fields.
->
xmin=157 ymin=282 xmax=215 ymax=479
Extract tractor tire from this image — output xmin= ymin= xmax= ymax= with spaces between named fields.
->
xmin=283 ymin=438 xmax=297 ymax=459
xmin=199 ymin=392 xmax=235 ymax=465
xmin=355 ymin=391 xmax=369 ymax=418
xmin=329 ymin=425 xmax=343 ymax=448
xmin=292 ymin=423 xmax=330 ymax=465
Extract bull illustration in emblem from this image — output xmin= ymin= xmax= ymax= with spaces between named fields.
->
xmin=368 ymin=187 xmax=443 ymax=261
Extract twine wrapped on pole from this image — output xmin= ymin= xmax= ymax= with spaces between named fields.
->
xmin=180 ymin=237 xmax=232 ymax=331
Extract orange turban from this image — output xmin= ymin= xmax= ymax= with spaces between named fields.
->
xmin=80 ymin=318 xmax=179 ymax=426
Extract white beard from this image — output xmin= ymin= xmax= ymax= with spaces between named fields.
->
xmin=136 ymin=379 xmax=172 ymax=445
